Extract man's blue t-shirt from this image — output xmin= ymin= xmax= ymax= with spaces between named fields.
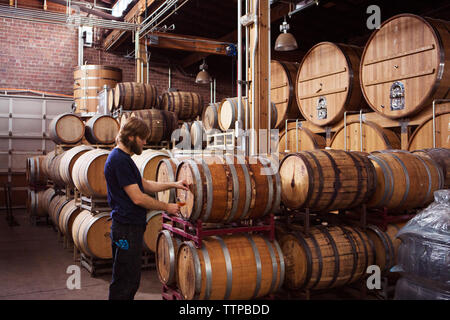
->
xmin=104 ymin=148 xmax=147 ymax=225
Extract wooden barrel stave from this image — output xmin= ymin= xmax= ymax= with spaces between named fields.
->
xmin=278 ymin=126 xmax=326 ymax=153
xmin=143 ymin=210 xmax=164 ymax=252
xmin=26 ymin=155 xmax=47 ymax=186
xmin=408 ymin=112 xmax=450 ymax=150
xmin=59 ymin=145 xmax=94 ymax=187
xmin=160 ymin=92 xmax=203 ymax=120
xmin=201 ymin=103 xmax=220 ymax=131
xmin=129 ymin=109 xmax=178 ymax=144
xmin=132 ymin=149 xmax=170 ymax=182
xmin=58 ymin=199 xmax=81 ymax=237
xmin=412 ymin=148 xmax=450 ymax=188
xmin=156 ymin=230 xmax=182 ymax=286
xmin=156 ymin=157 xmax=183 ymax=203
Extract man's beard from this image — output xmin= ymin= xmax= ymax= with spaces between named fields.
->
xmin=128 ymin=139 xmax=143 ymax=155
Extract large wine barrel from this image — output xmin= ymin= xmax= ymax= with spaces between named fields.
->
xmin=143 ymin=210 xmax=163 ymax=252
xmin=201 ymin=103 xmax=220 ymax=131
xmin=59 ymin=145 xmax=94 ymax=187
xmin=131 ymin=149 xmax=170 ymax=182
xmin=408 ymin=112 xmax=450 ymax=150
xmin=26 ymin=156 xmax=47 ymax=186
xmin=114 ymin=82 xmax=158 ymax=110
xmin=48 ymin=152 xmax=66 ymax=188
xmin=129 ymin=109 xmax=178 ymax=144
xmin=365 ymin=223 xmax=404 ymax=274
xmin=176 ymin=155 xmax=281 ymax=223
xmin=190 ymin=120 xmax=207 ymax=149
xmin=73 ymin=65 xmax=122 ymax=113
xmin=84 ymin=115 xmax=120 ymax=145
xmin=280 ymin=150 xmax=377 ymax=212
xmin=279 ymin=225 xmax=374 ymax=290
xmin=278 ymin=125 xmax=326 ymax=153
xmin=72 ymin=210 xmax=112 ymax=259
xmin=296 ymin=42 xmax=365 ymax=126
xmin=48 ymin=113 xmax=85 ymax=144
xmin=360 ymin=14 xmax=450 ymax=119
xmin=48 ymin=195 xmax=70 ymax=230
xmin=330 ymin=120 xmax=401 ymax=153
xmin=176 ymin=234 xmax=284 ymax=300
xmin=271 ymin=60 xmax=302 ymax=128
xmin=58 ymin=199 xmax=81 ymax=238
xmin=412 ymin=148 xmax=450 ymax=188
xmin=159 ymin=91 xmax=203 ymax=120
xmin=156 ymin=230 xmax=182 ymax=286
xmin=219 ymin=97 xmax=277 ymax=131
xmin=156 ymin=157 xmax=185 ymax=203
xmin=367 ymin=150 xmax=444 ymax=210
xmin=72 ymin=149 xmax=110 ymax=198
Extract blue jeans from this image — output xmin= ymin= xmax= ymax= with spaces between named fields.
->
xmin=108 ymin=219 xmax=146 ymax=300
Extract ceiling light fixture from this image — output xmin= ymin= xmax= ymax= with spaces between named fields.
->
xmin=195 ymin=59 xmax=212 ymax=84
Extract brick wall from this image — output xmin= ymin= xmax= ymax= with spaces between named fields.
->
xmin=0 ymin=17 xmax=233 ymax=103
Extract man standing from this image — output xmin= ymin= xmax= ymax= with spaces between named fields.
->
xmin=104 ymin=117 xmax=189 ymax=300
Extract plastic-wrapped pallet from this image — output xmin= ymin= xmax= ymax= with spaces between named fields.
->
xmin=393 ymin=189 xmax=450 ymax=300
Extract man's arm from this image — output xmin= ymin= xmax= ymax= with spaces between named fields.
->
xmin=142 ymin=179 xmax=190 ymax=194
xmin=123 ymin=184 xmax=180 ymax=215
xmin=142 ymin=179 xmax=176 ymax=194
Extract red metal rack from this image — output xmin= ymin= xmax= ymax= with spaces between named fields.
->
xmin=161 ymin=212 xmax=275 ymax=248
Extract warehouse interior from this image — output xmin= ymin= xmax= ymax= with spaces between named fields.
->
xmin=0 ymin=0 xmax=449 ymax=302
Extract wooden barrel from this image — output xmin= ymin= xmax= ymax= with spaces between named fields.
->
xmin=114 ymin=82 xmax=158 ymax=110
xmin=360 ymin=14 xmax=450 ymax=119
xmin=190 ymin=120 xmax=207 ymax=149
xmin=175 ymin=155 xmax=281 ymax=223
xmin=176 ymin=234 xmax=284 ymax=300
xmin=296 ymin=42 xmax=365 ymax=126
xmin=26 ymin=155 xmax=47 ymax=186
xmin=408 ymin=112 xmax=450 ymax=150
xmin=156 ymin=230 xmax=182 ymax=286
xmin=271 ymin=60 xmax=302 ymax=128
xmin=59 ymin=145 xmax=94 ymax=187
xmin=278 ymin=125 xmax=326 ymax=153
xmin=119 ymin=111 xmax=133 ymax=127
xmin=365 ymin=223 xmax=404 ymax=274
xmin=84 ymin=115 xmax=120 ymax=145
xmin=48 ymin=195 xmax=70 ymax=230
xmin=143 ymin=210 xmax=163 ymax=252
xmin=72 ymin=210 xmax=112 ymax=259
xmin=107 ymin=88 xmax=115 ymax=113
xmin=219 ymin=97 xmax=277 ymax=131
xmin=156 ymin=157 xmax=184 ymax=203
xmin=201 ymin=103 xmax=220 ymax=131
xmin=159 ymin=91 xmax=203 ymax=120
xmin=279 ymin=225 xmax=374 ymax=290
xmin=412 ymin=148 xmax=450 ymax=188
xmin=330 ymin=120 xmax=401 ymax=153
xmin=73 ymin=65 xmax=122 ymax=113
xmin=280 ymin=150 xmax=377 ymax=212
xmin=58 ymin=199 xmax=81 ymax=238
xmin=367 ymin=150 xmax=444 ymax=210
xmin=129 ymin=109 xmax=178 ymax=144
xmin=42 ymin=151 xmax=57 ymax=179
xmin=72 ymin=149 xmax=110 ymax=198
xmin=48 ymin=152 xmax=66 ymax=188
xmin=132 ymin=149 xmax=170 ymax=182
xmin=48 ymin=113 xmax=85 ymax=144
xmin=27 ymin=188 xmax=55 ymax=217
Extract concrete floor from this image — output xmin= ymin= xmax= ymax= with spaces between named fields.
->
xmin=0 ymin=210 xmax=162 ymax=300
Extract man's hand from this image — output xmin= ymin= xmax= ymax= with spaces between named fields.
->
xmin=166 ymin=203 xmax=181 ymax=216
xmin=174 ymin=180 xmax=190 ymax=191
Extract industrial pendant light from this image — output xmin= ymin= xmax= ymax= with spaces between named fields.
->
xmin=195 ymin=59 xmax=212 ymax=84
xmin=274 ymin=16 xmax=298 ymax=51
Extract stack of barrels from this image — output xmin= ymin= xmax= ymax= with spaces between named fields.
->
xmin=153 ymin=154 xmax=285 ymax=300
xmin=112 ymin=81 xmax=206 ymax=147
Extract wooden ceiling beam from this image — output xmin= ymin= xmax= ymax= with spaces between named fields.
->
xmin=180 ymin=2 xmax=290 ymax=68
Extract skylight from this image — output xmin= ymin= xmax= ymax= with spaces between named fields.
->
xmin=112 ymin=0 xmax=133 ymax=17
